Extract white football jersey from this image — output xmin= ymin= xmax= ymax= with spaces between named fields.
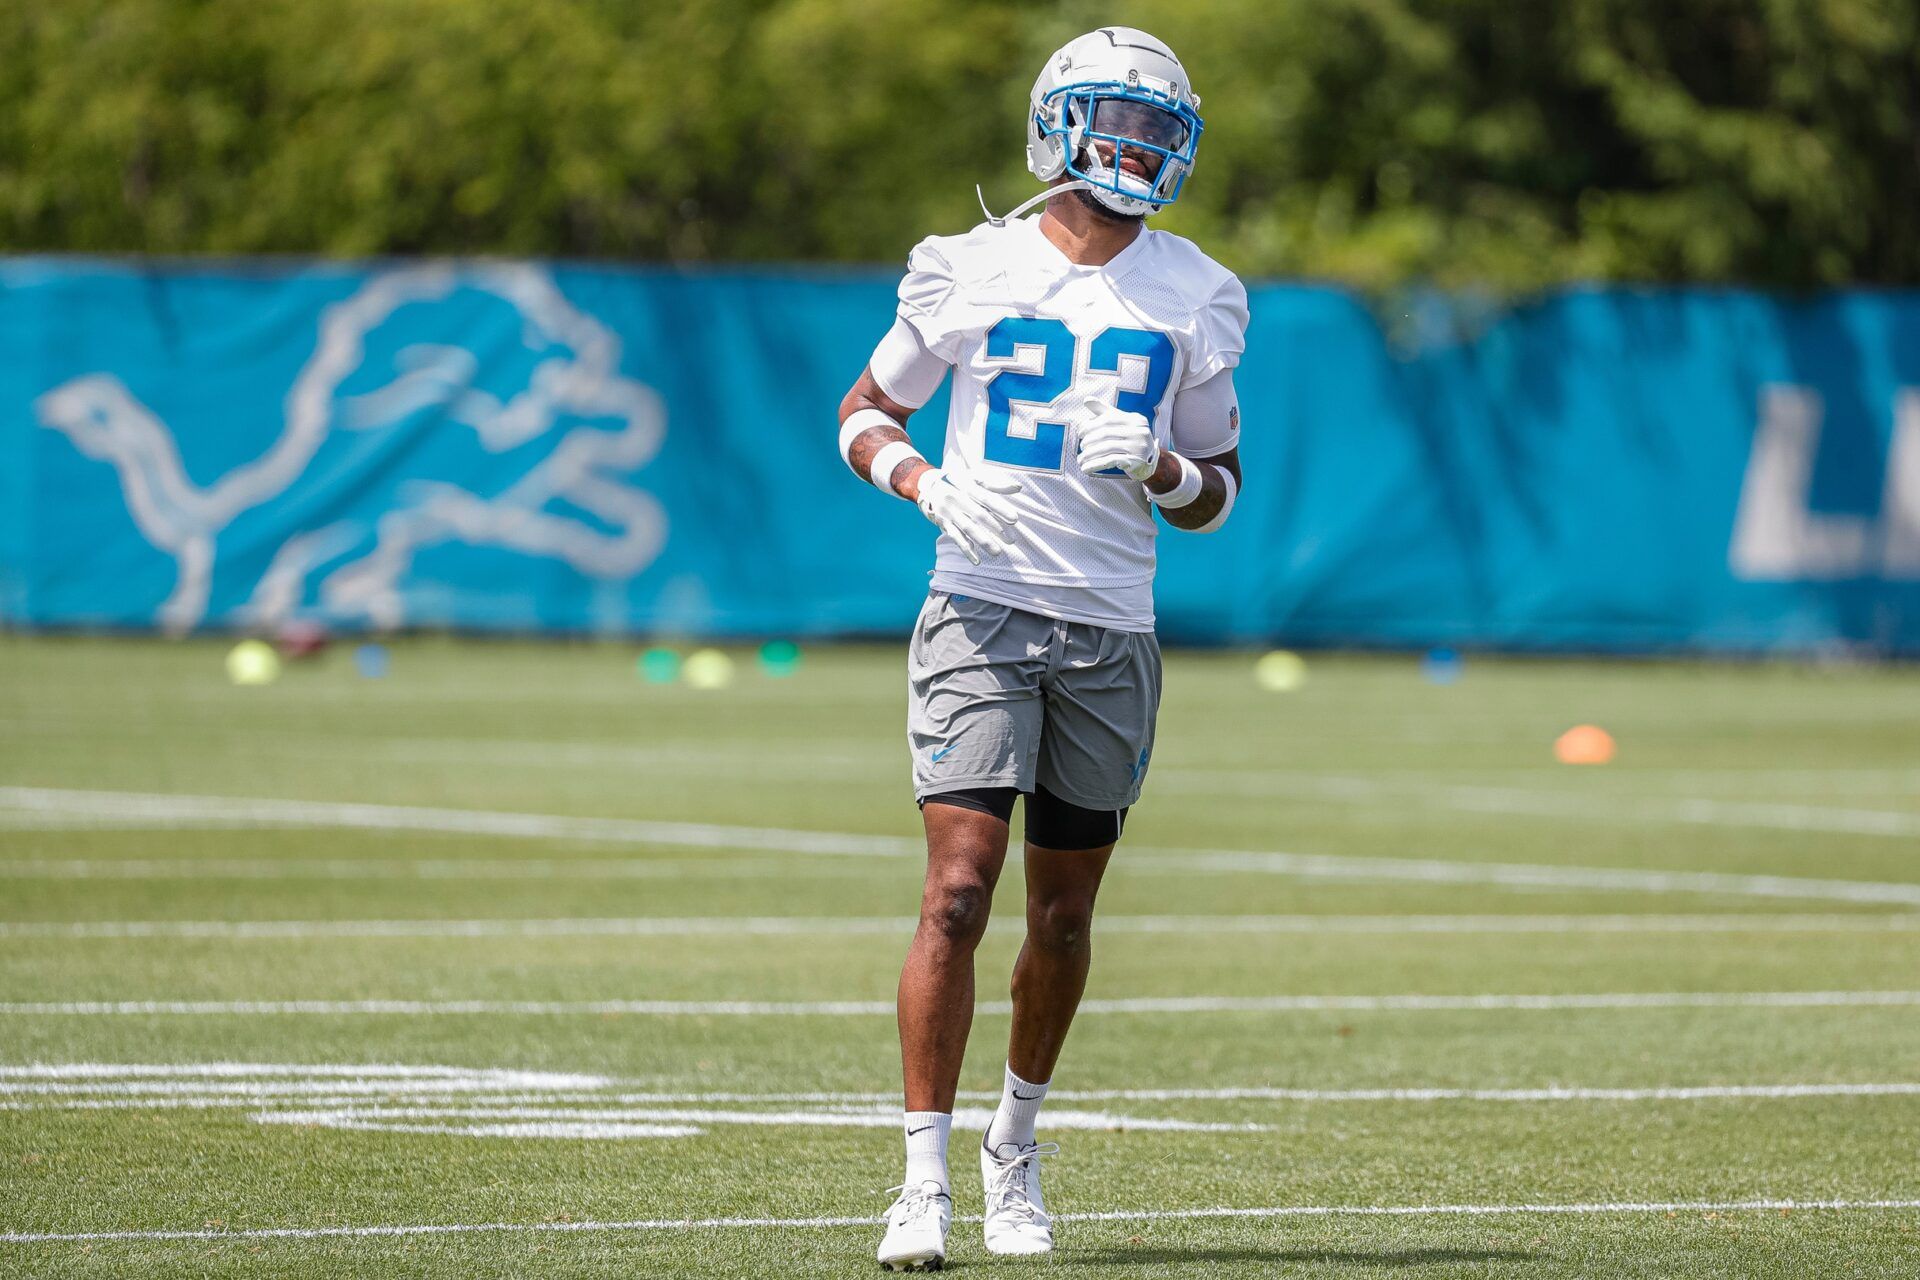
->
xmin=892 ymin=215 xmax=1247 ymax=631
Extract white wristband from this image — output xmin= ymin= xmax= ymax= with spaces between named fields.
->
xmin=868 ymin=440 xmax=925 ymax=493
xmin=840 ymin=407 xmax=924 ymax=493
xmin=1146 ymin=454 xmax=1204 ymax=508
xmin=1193 ymin=468 xmax=1237 ymax=532
xmin=839 ymin=407 xmax=900 ymax=463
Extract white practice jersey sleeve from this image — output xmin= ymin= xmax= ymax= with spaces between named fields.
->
xmin=1168 ymin=368 xmax=1240 ymax=459
xmin=895 ymin=239 xmax=970 ymax=364
xmin=1184 ymin=277 xmax=1250 ymax=389
xmin=869 ymin=317 xmax=949 ymax=409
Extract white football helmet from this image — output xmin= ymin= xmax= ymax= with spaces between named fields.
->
xmin=1025 ymin=27 xmax=1204 ymax=218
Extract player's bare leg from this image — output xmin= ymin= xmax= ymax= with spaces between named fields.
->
xmin=881 ymin=800 xmax=1010 ymax=1271
xmin=1006 ymin=840 xmax=1114 ymax=1082
xmin=976 ymin=837 xmax=1115 ymax=1257
xmin=898 ymin=801 xmax=1012 ymax=1110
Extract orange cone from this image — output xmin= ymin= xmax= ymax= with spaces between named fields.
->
xmin=1554 ymin=724 xmax=1615 ymax=765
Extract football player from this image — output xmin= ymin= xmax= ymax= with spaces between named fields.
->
xmin=836 ymin=27 xmax=1247 ymax=1271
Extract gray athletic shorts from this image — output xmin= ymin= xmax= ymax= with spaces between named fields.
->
xmin=907 ymin=590 xmax=1161 ymax=811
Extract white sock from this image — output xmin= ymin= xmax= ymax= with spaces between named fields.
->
xmin=984 ymin=1063 xmax=1049 ymax=1153
xmin=903 ymin=1111 xmax=952 ymax=1191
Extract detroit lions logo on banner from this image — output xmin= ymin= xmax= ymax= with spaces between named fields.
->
xmin=35 ymin=264 xmax=667 ymax=632
xmin=1729 ymin=386 xmax=1920 ymax=580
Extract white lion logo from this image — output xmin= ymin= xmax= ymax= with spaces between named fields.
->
xmin=36 ymin=263 xmax=667 ymax=632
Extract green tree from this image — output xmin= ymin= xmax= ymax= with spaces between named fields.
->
xmin=1 ymin=0 xmax=1915 ymax=289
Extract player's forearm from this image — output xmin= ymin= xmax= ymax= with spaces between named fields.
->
xmin=839 ymin=373 xmax=933 ymax=500
xmin=844 ymin=417 xmax=932 ymax=499
xmin=1146 ymin=450 xmax=1240 ymax=531
xmin=844 ymin=427 xmax=901 ymax=484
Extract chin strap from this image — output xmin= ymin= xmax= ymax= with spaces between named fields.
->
xmin=976 ymin=180 xmax=1096 ymax=228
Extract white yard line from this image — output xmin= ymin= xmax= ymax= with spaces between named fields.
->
xmin=0 ymin=1096 xmax=1254 ymax=1133
xmin=0 ymin=1080 xmax=608 ymax=1099
xmin=0 ymin=1063 xmax=1262 ymax=1137
xmin=0 ymin=1062 xmax=598 ymax=1081
xmin=1596 ymin=766 xmax=1920 ymax=796
xmin=252 ymin=1104 xmax=1257 ymax=1135
xmin=7 ymin=1064 xmax=1915 ymax=1142
xmin=2 ymin=990 xmax=1915 ymax=1017
xmin=0 ymin=916 xmax=907 ymax=939
xmin=7 ymin=785 xmax=1920 ymax=905
xmin=0 ymin=787 xmax=919 ymax=858
xmin=1157 ymin=771 xmax=1920 ymax=838
xmin=1447 ymin=786 xmax=1920 ymax=838
xmin=1048 ymin=1082 xmax=1920 ymax=1103
xmin=14 ymin=773 xmax=1920 ymax=843
xmin=328 ymin=737 xmax=893 ymax=777
xmin=455 ymin=1083 xmax=1920 ymax=1104
xmin=4 ymin=913 xmax=1919 ymax=940
xmin=3 ymin=1198 xmax=1917 ymax=1244
xmin=1134 ymin=850 xmax=1920 ymax=906
xmin=5 ymin=1070 xmax=1917 ymax=1107
xmin=0 ymin=857 xmax=882 ymax=882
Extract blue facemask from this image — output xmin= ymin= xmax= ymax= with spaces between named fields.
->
xmin=1040 ymin=81 xmax=1204 ymax=208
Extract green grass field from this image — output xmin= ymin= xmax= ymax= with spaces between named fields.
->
xmin=2 ymin=635 xmax=1918 ymax=1277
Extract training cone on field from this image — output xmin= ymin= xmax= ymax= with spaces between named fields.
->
xmin=682 ymin=648 xmax=735 ymax=690
xmin=353 ymin=643 xmax=390 ymax=678
xmin=637 ymin=647 xmax=681 ymax=684
xmin=225 ymin=640 xmax=281 ymax=686
xmin=1554 ymin=724 xmax=1616 ymax=765
xmin=1254 ymin=649 xmax=1306 ymax=692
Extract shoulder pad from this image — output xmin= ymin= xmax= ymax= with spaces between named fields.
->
xmin=1137 ymin=230 xmax=1242 ymax=313
xmin=909 ymin=220 xmax=1028 ymax=292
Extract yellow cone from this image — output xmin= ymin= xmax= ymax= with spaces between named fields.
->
xmin=1253 ymin=649 xmax=1306 ymax=692
xmin=226 ymin=640 xmax=281 ymax=686
xmin=682 ymin=648 xmax=735 ymax=691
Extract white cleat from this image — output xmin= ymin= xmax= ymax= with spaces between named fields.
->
xmin=877 ymin=1180 xmax=952 ymax=1272
xmin=980 ymin=1138 xmax=1058 ymax=1256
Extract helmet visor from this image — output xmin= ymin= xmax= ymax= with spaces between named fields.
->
xmin=1088 ymin=97 xmax=1190 ymax=153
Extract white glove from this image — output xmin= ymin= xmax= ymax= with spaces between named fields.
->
xmin=915 ymin=466 xmax=1023 ymax=564
xmin=1076 ymin=396 xmax=1160 ymax=480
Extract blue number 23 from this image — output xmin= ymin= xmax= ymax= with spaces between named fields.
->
xmin=981 ymin=317 xmax=1173 ymax=472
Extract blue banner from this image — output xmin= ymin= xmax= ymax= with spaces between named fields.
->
xmin=3 ymin=258 xmax=1917 ymax=651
